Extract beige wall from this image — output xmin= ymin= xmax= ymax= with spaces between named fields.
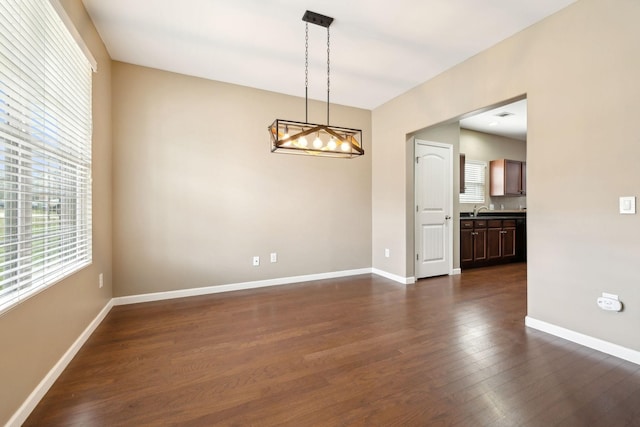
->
xmin=460 ymin=128 xmax=527 ymax=212
xmin=0 ymin=0 xmax=112 ymax=424
xmin=372 ymin=0 xmax=640 ymax=351
xmin=111 ymin=62 xmax=372 ymax=297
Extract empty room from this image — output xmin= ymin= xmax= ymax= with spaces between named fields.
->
xmin=1 ymin=0 xmax=639 ymax=425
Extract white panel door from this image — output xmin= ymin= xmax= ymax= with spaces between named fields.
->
xmin=415 ymin=140 xmax=453 ymax=278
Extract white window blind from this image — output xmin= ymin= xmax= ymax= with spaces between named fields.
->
xmin=0 ymin=0 xmax=92 ymax=313
xmin=459 ymin=160 xmax=486 ymax=204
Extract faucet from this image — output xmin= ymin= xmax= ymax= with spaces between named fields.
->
xmin=473 ymin=205 xmax=488 ymax=217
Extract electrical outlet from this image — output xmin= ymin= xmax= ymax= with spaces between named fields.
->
xmin=252 ymin=256 xmax=260 ymax=266
xmin=619 ymin=196 xmax=636 ymax=214
xmin=597 ymin=292 xmax=623 ymax=312
xmin=98 ymin=273 xmax=103 ymax=288
xmin=270 ymin=252 xmax=277 ymax=263
xmin=384 ymin=248 xmax=390 ymax=258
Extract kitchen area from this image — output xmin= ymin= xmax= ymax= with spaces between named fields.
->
xmin=458 ymin=99 xmax=527 ymax=269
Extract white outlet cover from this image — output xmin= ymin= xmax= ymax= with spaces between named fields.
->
xmin=619 ymin=196 xmax=636 ymax=214
xmin=597 ymin=296 xmax=623 ymax=312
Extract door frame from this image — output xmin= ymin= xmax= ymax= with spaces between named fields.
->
xmin=414 ymin=139 xmax=454 ymax=278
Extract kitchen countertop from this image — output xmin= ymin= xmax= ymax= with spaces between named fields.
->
xmin=460 ymin=211 xmax=526 ymax=219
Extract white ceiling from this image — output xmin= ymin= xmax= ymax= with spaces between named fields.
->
xmin=460 ymin=99 xmax=527 ymax=141
xmin=82 ymin=0 xmax=575 ymax=110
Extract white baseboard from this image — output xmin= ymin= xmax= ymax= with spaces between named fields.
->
xmin=525 ymin=316 xmax=640 ymax=366
xmin=371 ymin=268 xmax=415 ymax=284
xmin=113 ymin=268 xmax=374 ymax=306
xmin=372 ymin=268 xmax=461 ymax=284
xmin=7 ymin=299 xmax=114 ymax=427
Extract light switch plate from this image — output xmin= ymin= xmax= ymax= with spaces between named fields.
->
xmin=619 ymin=196 xmax=636 ymax=214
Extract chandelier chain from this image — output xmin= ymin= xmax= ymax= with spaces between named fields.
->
xmin=305 ymin=22 xmax=309 ymax=122
xmin=327 ymin=26 xmax=330 ymax=125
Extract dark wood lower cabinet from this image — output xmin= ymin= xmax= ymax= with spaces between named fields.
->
xmin=502 ymin=220 xmax=517 ymax=259
xmin=487 ymin=221 xmax=502 ymax=260
xmin=461 ymin=217 xmax=521 ymax=269
xmin=460 ymin=226 xmax=474 ymax=264
xmin=474 ymin=227 xmax=487 ymax=262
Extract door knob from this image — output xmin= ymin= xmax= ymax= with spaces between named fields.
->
xmin=445 ymin=215 xmax=452 ymax=220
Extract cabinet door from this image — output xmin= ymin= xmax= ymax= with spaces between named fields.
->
xmin=505 ymin=160 xmax=522 ymax=196
xmin=490 ymin=159 xmax=526 ymax=196
xmin=487 ymin=226 xmax=502 ymax=260
xmin=516 ymin=219 xmax=526 ymax=261
xmin=460 ymin=228 xmax=474 ymax=264
xmin=474 ymin=228 xmax=487 ymax=261
xmin=502 ymin=226 xmax=517 ymax=259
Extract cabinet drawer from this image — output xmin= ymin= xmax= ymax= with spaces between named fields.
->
xmin=461 ymin=220 xmax=474 ymax=229
xmin=487 ymin=219 xmax=502 ymax=228
xmin=503 ymin=219 xmax=516 ymax=227
xmin=474 ymin=220 xmax=487 ymax=228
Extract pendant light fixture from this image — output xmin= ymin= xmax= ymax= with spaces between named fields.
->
xmin=269 ymin=10 xmax=364 ymax=158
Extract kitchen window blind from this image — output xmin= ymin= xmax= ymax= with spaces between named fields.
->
xmin=0 ymin=0 xmax=92 ymax=314
xmin=459 ymin=160 xmax=486 ymax=204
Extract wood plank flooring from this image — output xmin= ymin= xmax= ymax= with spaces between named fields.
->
xmin=25 ymin=263 xmax=640 ymax=426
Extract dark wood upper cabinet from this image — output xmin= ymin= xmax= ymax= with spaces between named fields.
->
xmin=490 ymin=159 xmax=526 ymax=196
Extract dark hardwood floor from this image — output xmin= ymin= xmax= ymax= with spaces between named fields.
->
xmin=26 ymin=263 xmax=640 ymax=426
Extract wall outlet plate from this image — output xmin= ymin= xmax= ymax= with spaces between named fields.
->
xmin=597 ymin=296 xmax=622 ymax=312
xmin=619 ymin=196 xmax=636 ymax=214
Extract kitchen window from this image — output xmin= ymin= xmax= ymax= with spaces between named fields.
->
xmin=459 ymin=160 xmax=486 ymax=204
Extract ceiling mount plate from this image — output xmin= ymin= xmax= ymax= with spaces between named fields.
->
xmin=302 ymin=10 xmax=333 ymax=28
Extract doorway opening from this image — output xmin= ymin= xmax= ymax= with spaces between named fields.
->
xmin=410 ymin=95 xmax=527 ymax=280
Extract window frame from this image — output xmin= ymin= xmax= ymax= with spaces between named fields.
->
xmin=459 ymin=159 xmax=487 ymax=204
xmin=0 ymin=0 xmax=93 ymax=314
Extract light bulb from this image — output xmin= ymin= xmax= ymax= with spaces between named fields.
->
xmin=298 ymin=136 xmax=308 ymax=148
xmin=282 ymin=128 xmax=291 ymax=146
xmin=313 ymin=136 xmax=323 ymax=149
xmin=341 ymin=142 xmax=351 ymax=152
xmin=327 ymin=138 xmax=337 ymax=150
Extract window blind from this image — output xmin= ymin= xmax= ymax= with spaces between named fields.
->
xmin=459 ymin=160 xmax=486 ymax=204
xmin=0 ymin=0 xmax=92 ymax=313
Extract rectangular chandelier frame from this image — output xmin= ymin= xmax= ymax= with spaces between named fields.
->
xmin=270 ymin=119 xmax=363 ymax=158
xmin=269 ymin=10 xmax=364 ymax=159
